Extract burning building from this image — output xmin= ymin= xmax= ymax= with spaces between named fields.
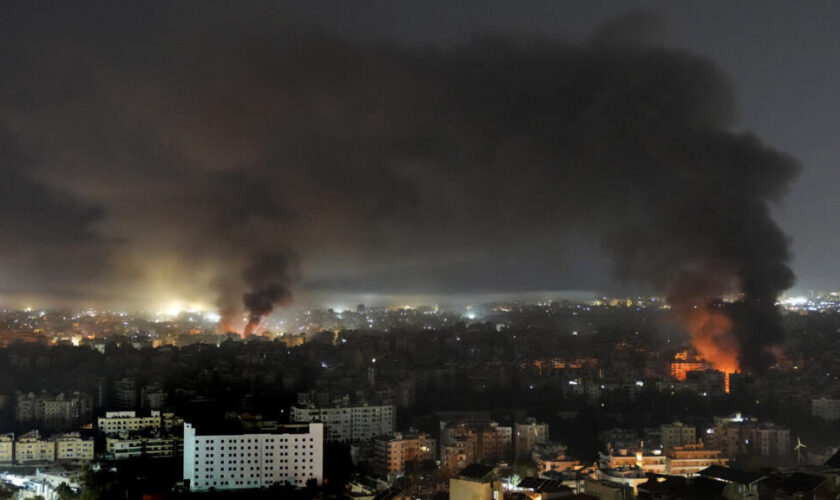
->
xmin=670 ymin=350 xmax=707 ymax=381
xmin=670 ymin=349 xmax=734 ymax=393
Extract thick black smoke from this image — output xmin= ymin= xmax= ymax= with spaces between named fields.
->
xmin=240 ymin=252 xmax=299 ymax=336
xmin=0 ymin=4 xmax=798 ymax=370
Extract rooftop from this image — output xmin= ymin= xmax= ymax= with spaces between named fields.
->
xmin=699 ymin=465 xmax=766 ymax=485
xmin=825 ymin=449 xmax=840 ymax=469
xmin=516 ymin=477 xmax=571 ymax=493
xmin=455 ymin=463 xmax=495 ymax=482
xmin=185 ymin=421 xmax=316 ymax=436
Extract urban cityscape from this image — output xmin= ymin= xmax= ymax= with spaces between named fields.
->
xmin=2 ymin=1 xmax=840 ymax=499
xmin=2 ymin=294 xmax=840 ymax=498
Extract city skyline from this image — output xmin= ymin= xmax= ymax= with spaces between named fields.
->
xmin=3 ymin=3 xmax=840 ymax=498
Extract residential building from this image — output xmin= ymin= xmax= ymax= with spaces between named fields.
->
xmin=98 ymin=410 xmax=165 ymax=435
xmin=449 ymin=464 xmax=502 ymax=500
xmin=113 ymin=378 xmax=137 ymax=410
xmin=374 ymin=432 xmax=436 ymax=477
xmin=440 ymin=420 xmax=512 ymax=465
xmin=15 ymin=431 xmax=55 ymax=463
xmin=395 ymin=381 xmax=416 ymax=408
xmin=661 ymin=422 xmax=696 ymax=451
xmin=441 ymin=437 xmax=475 ymax=475
xmin=812 ymin=397 xmax=840 ymax=422
xmin=595 ymin=467 xmax=650 ymax=495
xmin=533 ymin=443 xmax=579 ymax=474
xmin=670 ymin=351 xmax=705 ymax=381
xmin=0 ymin=434 xmax=13 ymax=463
xmin=290 ymin=404 xmax=394 ymax=442
xmin=141 ymin=383 xmax=167 ymax=410
xmin=584 ymin=479 xmax=634 ymax=500
xmin=183 ymin=422 xmax=324 ymax=492
xmin=746 ymin=423 xmax=790 ymax=458
xmin=15 ymin=392 xmax=92 ymax=429
xmin=708 ymin=422 xmax=744 ymax=458
xmin=706 ymin=413 xmax=758 ymax=458
xmin=53 ymin=433 xmax=94 ymax=461
xmin=667 ymin=443 xmax=728 ymax=476
xmin=514 ymin=418 xmax=548 ymax=458
xmin=106 ymin=432 xmax=183 ymax=460
xmin=512 ymin=477 xmax=575 ymax=499
xmin=698 ymin=465 xmax=766 ymax=500
xmin=599 ymin=448 xmax=668 ymax=475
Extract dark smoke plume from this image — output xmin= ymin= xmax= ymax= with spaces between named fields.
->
xmin=241 ymin=252 xmax=299 ymax=336
xmin=0 ymin=5 xmax=799 ymax=371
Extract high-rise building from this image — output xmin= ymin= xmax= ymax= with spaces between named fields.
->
xmin=396 ymin=380 xmax=416 ymax=408
xmin=290 ymin=404 xmax=394 ymax=442
xmin=183 ymin=422 xmax=323 ymax=492
xmin=113 ymin=378 xmax=137 ymax=410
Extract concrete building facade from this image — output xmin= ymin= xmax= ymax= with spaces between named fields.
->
xmin=53 ymin=433 xmax=94 ymax=461
xmin=106 ymin=433 xmax=183 ymax=460
xmin=98 ymin=410 xmax=172 ymax=435
xmin=660 ymin=422 xmax=696 ymax=451
xmin=514 ymin=418 xmax=548 ymax=458
xmin=374 ymin=432 xmax=436 ymax=477
xmin=0 ymin=434 xmax=13 ymax=463
xmin=15 ymin=431 xmax=55 ymax=463
xmin=183 ymin=422 xmax=323 ymax=492
xmin=290 ymin=404 xmax=394 ymax=442
xmin=812 ymin=397 xmax=840 ymax=422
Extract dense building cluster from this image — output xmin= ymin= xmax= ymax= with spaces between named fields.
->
xmin=2 ymin=300 xmax=840 ymax=498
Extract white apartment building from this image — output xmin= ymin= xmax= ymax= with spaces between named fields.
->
xmin=812 ymin=397 xmax=840 ymax=421
xmin=183 ymin=422 xmax=323 ymax=492
xmin=0 ymin=434 xmax=13 ymax=463
xmin=53 ymin=433 xmax=95 ymax=461
xmin=15 ymin=431 xmax=55 ymax=463
xmin=98 ymin=410 xmax=164 ymax=435
xmin=290 ymin=405 xmax=394 ymax=442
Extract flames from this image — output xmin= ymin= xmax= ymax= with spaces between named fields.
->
xmin=242 ymin=318 xmax=261 ymax=338
xmin=683 ymin=306 xmax=739 ymax=375
xmin=218 ymin=315 xmax=261 ymax=338
xmin=675 ymin=305 xmax=740 ymax=393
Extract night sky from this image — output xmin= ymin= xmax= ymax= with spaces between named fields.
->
xmin=0 ymin=1 xmax=837 ymax=311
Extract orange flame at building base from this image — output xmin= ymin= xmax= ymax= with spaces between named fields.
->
xmin=676 ymin=306 xmax=740 ymax=393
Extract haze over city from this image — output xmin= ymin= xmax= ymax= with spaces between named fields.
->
xmin=2 ymin=2 xmax=840 ymax=500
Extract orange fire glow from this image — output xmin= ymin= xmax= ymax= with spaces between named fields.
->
xmin=680 ymin=306 xmax=739 ymax=392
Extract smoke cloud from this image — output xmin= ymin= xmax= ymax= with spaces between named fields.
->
xmin=0 ymin=4 xmax=798 ymax=369
xmin=241 ymin=252 xmax=300 ymax=336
